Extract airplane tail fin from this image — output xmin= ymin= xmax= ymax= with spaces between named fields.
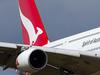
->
xmin=18 ymin=0 xmax=49 ymax=46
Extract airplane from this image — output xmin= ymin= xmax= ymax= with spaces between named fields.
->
xmin=1 ymin=0 xmax=100 ymax=75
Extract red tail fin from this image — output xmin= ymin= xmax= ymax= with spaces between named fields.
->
xmin=18 ymin=0 xmax=48 ymax=46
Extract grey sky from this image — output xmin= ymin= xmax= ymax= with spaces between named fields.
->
xmin=0 ymin=0 xmax=100 ymax=75
xmin=36 ymin=0 xmax=100 ymax=41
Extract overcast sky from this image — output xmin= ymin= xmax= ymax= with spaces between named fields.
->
xmin=0 ymin=0 xmax=100 ymax=75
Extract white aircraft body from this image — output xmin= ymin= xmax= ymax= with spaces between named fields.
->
xmin=0 ymin=0 xmax=100 ymax=75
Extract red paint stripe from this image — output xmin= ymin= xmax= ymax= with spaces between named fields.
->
xmin=16 ymin=59 xmax=19 ymax=68
xmin=19 ymin=0 xmax=48 ymax=46
xmin=21 ymin=22 xmax=30 ymax=45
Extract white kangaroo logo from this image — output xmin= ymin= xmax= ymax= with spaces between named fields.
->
xmin=19 ymin=7 xmax=43 ymax=45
